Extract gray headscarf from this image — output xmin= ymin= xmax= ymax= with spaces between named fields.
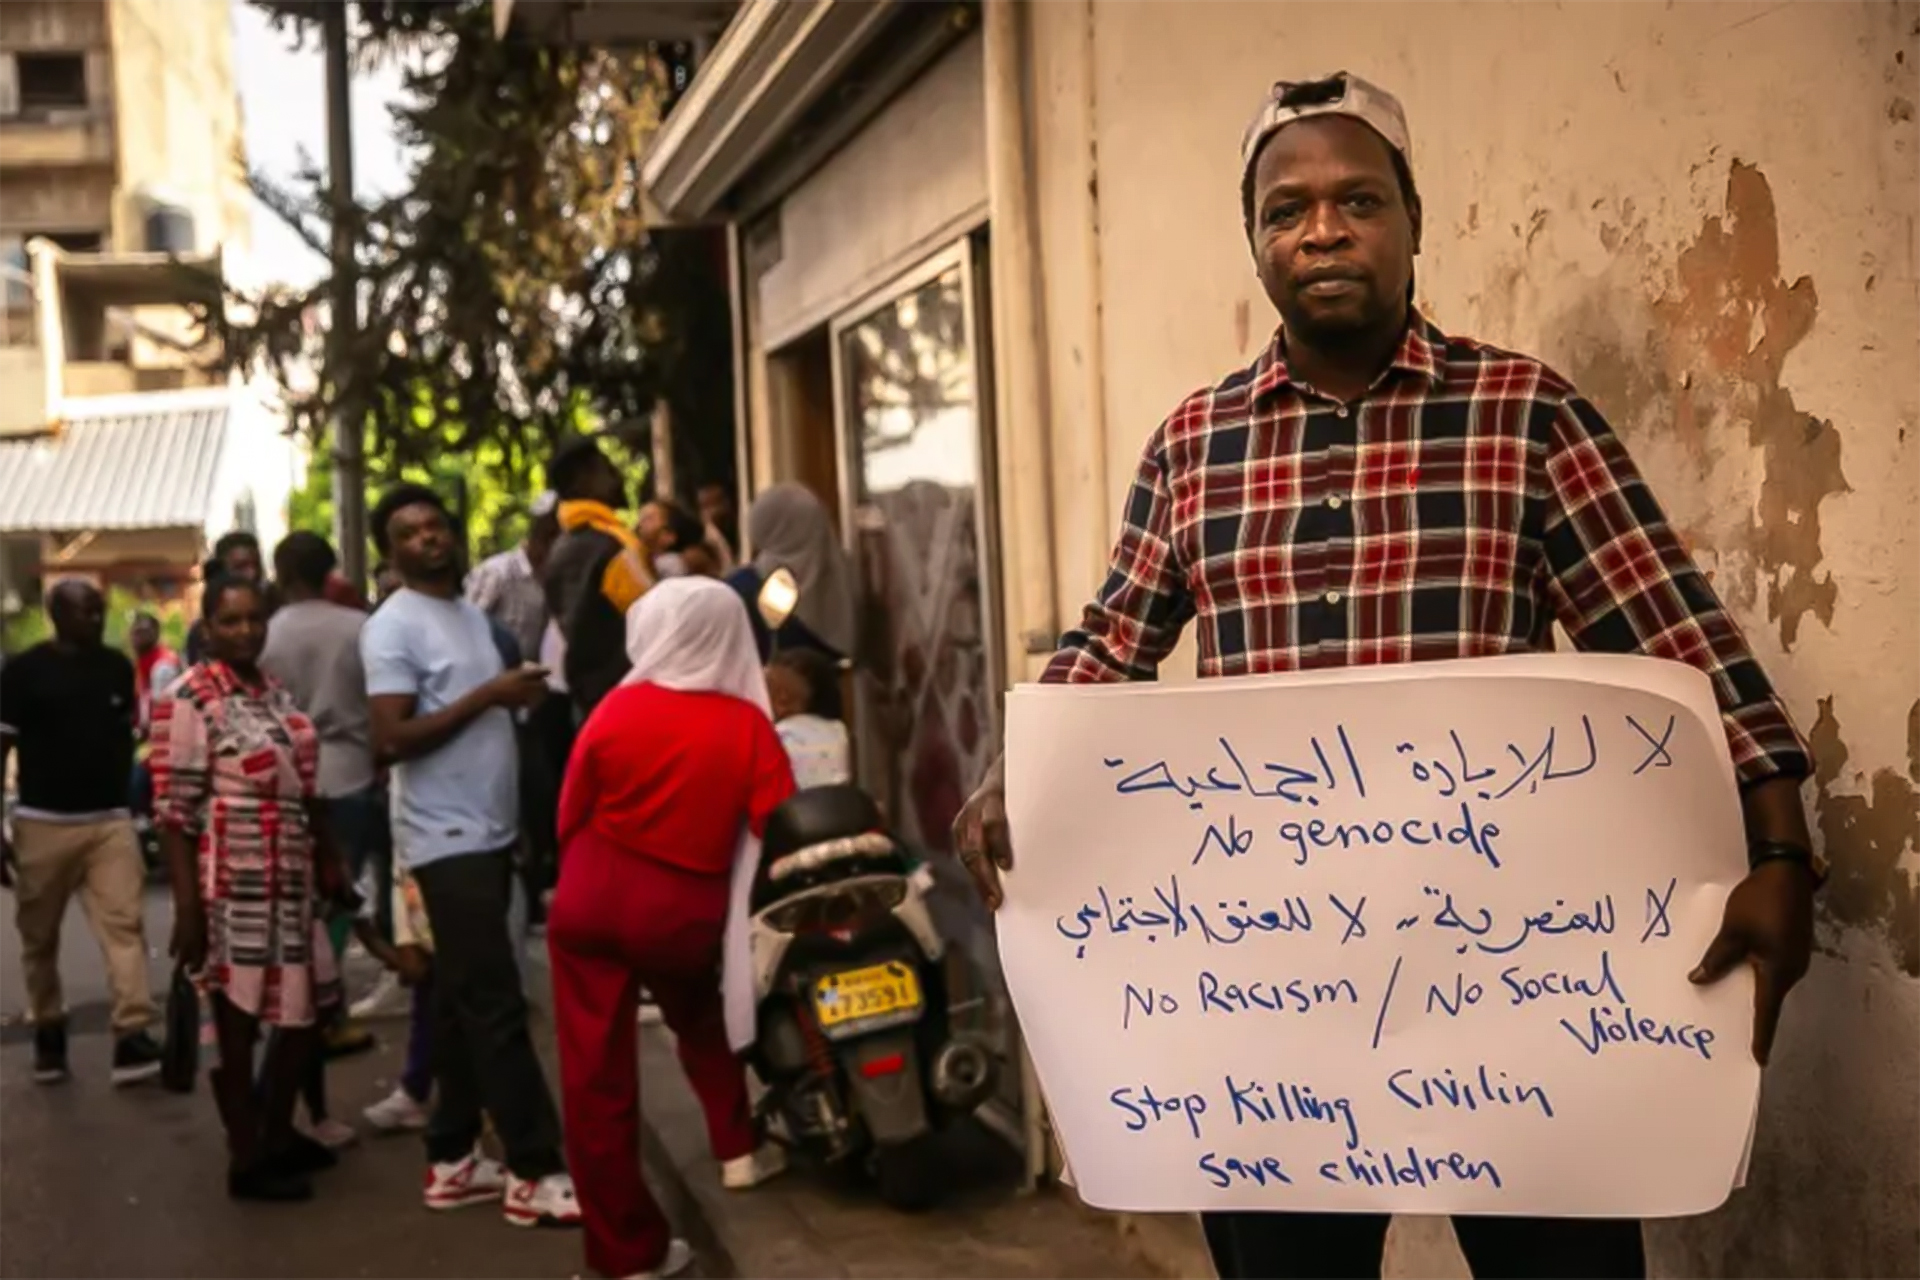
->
xmin=749 ymin=483 xmax=855 ymax=658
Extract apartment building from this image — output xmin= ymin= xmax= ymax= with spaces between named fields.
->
xmin=0 ymin=0 xmax=247 ymax=270
xmin=0 ymin=0 xmax=289 ymax=632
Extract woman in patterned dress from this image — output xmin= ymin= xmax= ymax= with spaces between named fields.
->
xmin=153 ymin=576 xmax=350 ymax=1202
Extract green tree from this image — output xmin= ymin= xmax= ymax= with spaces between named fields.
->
xmin=225 ymin=0 xmax=732 ymax=559
xmin=286 ymin=396 xmax=648 ymax=562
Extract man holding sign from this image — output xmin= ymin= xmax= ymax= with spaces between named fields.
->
xmin=955 ymin=72 xmax=1819 ymax=1279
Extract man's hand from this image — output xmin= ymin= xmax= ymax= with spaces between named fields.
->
xmin=1690 ymin=859 xmax=1815 ymax=1065
xmin=392 ymin=944 xmax=431 ymax=988
xmin=486 ymin=666 xmax=550 ymax=712
xmin=951 ymin=754 xmax=1012 ymax=910
xmin=170 ymin=902 xmax=208 ymax=972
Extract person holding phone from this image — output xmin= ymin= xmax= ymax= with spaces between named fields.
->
xmin=359 ymin=484 xmax=581 ymax=1229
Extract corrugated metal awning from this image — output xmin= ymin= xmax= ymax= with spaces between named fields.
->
xmin=0 ymin=399 xmax=228 ymax=533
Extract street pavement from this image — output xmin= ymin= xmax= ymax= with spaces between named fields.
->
xmin=0 ymin=885 xmax=696 ymax=1280
xmin=1 ymin=883 xmax=1189 ymax=1280
xmin=636 ymin=1022 xmax=1156 ymax=1279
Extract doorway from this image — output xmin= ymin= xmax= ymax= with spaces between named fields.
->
xmin=829 ymin=234 xmax=1023 ymax=1141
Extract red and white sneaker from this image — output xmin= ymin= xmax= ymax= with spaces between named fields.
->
xmin=423 ymin=1149 xmax=508 ymax=1211
xmin=503 ymin=1171 xmax=583 ymax=1228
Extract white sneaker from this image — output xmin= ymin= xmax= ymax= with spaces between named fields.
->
xmin=503 ymin=1170 xmax=583 ymax=1228
xmin=350 ymin=972 xmax=410 ymax=1020
xmin=721 ymin=1144 xmax=787 ymax=1190
xmin=623 ymin=1240 xmax=695 ymax=1278
xmin=364 ymin=1086 xmax=430 ymax=1134
xmin=424 ymin=1148 xmax=508 ymax=1210
xmin=307 ymin=1117 xmax=360 ymax=1150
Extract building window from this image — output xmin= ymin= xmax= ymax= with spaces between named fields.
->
xmin=39 ymin=230 xmax=104 ymax=254
xmin=0 ymin=241 xmax=24 ymax=345
xmin=16 ymin=53 xmax=88 ymax=112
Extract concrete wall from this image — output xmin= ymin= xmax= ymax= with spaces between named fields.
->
xmin=1010 ymin=2 xmax=1918 ymax=1274
xmin=0 ymin=168 xmax=116 ymax=236
xmin=0 ymin=349 xmax=48 ymax=436
xmin=2 ymin=0 xmax=246 ymax=252
xmin=0 ymin=0 xmax=116 ymax=240
xmin=105 ymin=0 xmax=248 ymax=258
xmin=753 ymin=32 xmax=988 ymax=350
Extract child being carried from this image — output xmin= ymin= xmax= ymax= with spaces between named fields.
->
xmin=765 ymin=648 xmax=850 ymax=791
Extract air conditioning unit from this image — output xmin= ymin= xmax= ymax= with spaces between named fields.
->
xmin=133 ymin=185 xmax=197 ymax=254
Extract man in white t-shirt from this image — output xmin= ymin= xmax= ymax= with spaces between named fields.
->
xmin=360 ymin=482 xmax=581 ymax=1229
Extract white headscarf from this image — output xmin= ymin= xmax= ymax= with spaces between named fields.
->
xmin=619 ymin=576 xmax=773 ymax=1051
xmin=620 ymin=576 xmax=770 ymax=714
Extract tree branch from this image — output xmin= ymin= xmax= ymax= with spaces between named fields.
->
xmin=246 ymin=165 xmax=336 ymax=259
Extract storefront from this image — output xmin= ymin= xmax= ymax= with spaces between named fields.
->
xmin=642 ymin=3 xmax=1043 ymax=1181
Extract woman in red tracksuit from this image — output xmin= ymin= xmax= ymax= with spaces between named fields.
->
xmin=549 ymin=576 xmax=795 ymax=1280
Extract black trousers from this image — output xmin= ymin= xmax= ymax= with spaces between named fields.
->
xmin=519 ymin=696 xmax=576 ymax=908
xmin=412 ymin=849 xmax=565 ymax=1179
xmin=1201 ymin=1212 xmax=1646 ymax=1279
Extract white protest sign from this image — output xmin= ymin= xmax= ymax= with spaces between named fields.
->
xmin=1000 ymin=654 xmax=1760 ymax=1218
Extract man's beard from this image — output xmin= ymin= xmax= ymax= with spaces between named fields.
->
xmin=405 ymin=555 xmax=457 ymax=582
xmin=1280 ymin=287 xmax=1395 ymax=347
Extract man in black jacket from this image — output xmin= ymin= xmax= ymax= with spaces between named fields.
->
xmin=542 ymin=438 xmax=650 ymax=718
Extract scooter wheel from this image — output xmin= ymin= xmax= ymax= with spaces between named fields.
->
xmin=873 ymin=1136 xmax=940 ymax=1213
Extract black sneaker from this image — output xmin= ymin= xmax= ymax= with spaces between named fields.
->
xmin=110 ymin=1030 xmax=164 ymax=1086
xmin=227 ymin=1164 xmax=314 ymax=1203
xmin=32 ymin=1023 xmax=69 ymax=1085
xmin=267 ymin=1131 xmax=339 ymax=1176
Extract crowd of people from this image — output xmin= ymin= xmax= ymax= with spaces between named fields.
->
xmin=2 ymin=436 xmax=857 ymax=1279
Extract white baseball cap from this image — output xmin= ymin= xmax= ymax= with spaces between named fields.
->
xmin=1241 ymin=71 xmax=1413 ymax=190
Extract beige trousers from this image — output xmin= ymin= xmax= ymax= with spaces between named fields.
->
xmin=12 ymin=817 xmax=157 ymax=1034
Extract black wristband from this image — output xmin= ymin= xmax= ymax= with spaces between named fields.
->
xmin=1748 ymin=839 xmax=1816 ymax=878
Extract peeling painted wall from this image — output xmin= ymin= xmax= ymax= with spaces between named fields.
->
xmin=1017 ymin=1 xmax=1920 ymax=1273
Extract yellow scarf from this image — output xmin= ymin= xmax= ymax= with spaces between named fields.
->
xmin=559 ymin=499 xmax=654 ymax=614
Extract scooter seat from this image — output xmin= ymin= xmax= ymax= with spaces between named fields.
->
xmin=763 ymin=785 xmax=888 ymax=861
xmin=755 ymin=786 xmax=907 ymax=914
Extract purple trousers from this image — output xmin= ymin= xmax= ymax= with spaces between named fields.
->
xmin=402 ymin=976 xmax=434 ymax=1102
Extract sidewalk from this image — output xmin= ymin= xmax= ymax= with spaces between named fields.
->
xmin=0 ymin=890 xmax=596 ymax=1280
xmin=634 ymin=1023 xmax=1159 ymax=1279
xmin=517 ymin=930 xmax=1160 ymax=1279
xmin=619 ymin=1001 xmax=1464 ymax=1279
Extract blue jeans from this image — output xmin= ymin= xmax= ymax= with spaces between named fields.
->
xmin=128 ymin=761 xmax=153 ymax=818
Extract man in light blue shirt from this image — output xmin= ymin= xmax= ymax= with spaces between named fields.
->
xmin=364 ymin=587 xmax=519 ymax=866
xmin=360 ymin=483 xmax=581 ymax=1228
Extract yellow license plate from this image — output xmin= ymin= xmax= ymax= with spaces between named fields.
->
xmin=813 ymin=962 xmax=923 ymax=1029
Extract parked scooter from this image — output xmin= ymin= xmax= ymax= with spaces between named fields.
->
xmin=743 ymin=571 xmax=996 ymax=1210
xmin=745 ymin=784 xmax=996 ymax=1209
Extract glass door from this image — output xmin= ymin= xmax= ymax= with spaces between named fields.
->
xmin=831 ymin=238 xmax=1025 ymax=1139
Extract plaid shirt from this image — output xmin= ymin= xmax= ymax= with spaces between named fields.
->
xmin=1044 ymin=314 xmax=1811 ymax=789
xmin=465 ymin=546 xmax=549 ymax=663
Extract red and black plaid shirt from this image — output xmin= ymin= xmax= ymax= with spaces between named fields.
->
xmin=1043 ymin=314 xmax=1810 ymax=789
